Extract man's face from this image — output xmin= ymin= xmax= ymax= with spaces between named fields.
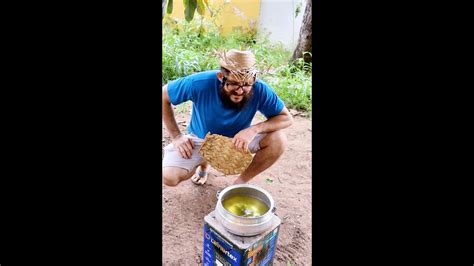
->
xmin=219 ymin=75 xmax=255 ymax=110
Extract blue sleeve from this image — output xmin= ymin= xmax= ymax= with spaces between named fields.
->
xmin=167 ymin=76 xmax=195 ymax=105
xmin=257 ymin=81 xmax=285 ymax=118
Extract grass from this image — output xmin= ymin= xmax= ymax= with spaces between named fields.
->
xmin=162 ymin=14 xmax=312 ymax=113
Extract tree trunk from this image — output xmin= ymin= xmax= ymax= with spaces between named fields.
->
xmin=162 ymin=0 xmax=167 ymax=19
xmin=291 ymin=0 xmax=312 ymax=63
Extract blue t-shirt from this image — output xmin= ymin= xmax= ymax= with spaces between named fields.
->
xmin=167 ymin=70 xmax=285 ymax=139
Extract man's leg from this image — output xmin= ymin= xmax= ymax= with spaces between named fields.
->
xmin=163 ymin=166 xmax=197 ymax=186
xmin=237 ymin=130 xmax=287 ymax=183
xmin=162 ymin=135 xmax=207 ymax=187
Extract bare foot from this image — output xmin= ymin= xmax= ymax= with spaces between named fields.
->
xmin=191 ymin=164 xmax=210 ymax=185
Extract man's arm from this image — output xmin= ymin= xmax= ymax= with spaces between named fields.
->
xmin=162 ymin=84 xmax=181 ymax=139
xmin=162 ymin=84 xmax=195 ymax=159
xmin=232 ymin=107 xmax=293 ymax=152
xmin=252 ymin=107 xmax=293 ymax=134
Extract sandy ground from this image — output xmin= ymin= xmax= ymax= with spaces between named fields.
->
xmin=162 ymin=108 xmax=312 ymax=265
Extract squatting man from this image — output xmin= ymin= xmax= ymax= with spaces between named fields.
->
xmin=162 ymin=49 xmax=293 ymax=186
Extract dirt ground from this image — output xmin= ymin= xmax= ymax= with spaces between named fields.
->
xmin=162 ymin=108 xmax=312 ymax=265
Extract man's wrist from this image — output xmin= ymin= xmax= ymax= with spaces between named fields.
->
xmin=252 ymin=124 xmax=263 ymax=134
xmin=171 ymin=132 xmax=183 ymax=141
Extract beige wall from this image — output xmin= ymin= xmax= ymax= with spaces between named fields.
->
xmin=167 ymin=0 xmax=261 ymax=35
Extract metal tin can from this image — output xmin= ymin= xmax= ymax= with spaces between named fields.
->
xmin=215 ymin=184 xmax=276 ymax=236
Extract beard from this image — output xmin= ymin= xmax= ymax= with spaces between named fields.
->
xmin=219 ymin=85 xmax=253 ymax=111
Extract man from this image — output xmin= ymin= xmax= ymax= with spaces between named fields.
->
xmin=162 ymin=49 xmax=293 ymax=186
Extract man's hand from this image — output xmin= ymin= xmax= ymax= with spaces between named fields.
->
xmin=233 ymin=176 xmax=247 ymax=185
xmin=172 ymin=134 xmax=195 ymax=159
xmin=232 ymin=127 xmax=258 ymax=153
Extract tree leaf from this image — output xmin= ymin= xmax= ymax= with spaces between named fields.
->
xmin=196 ymin=0 xmax=205 ymax=16
xmin=184 ymin=0 xmax=197 ymax=22
xmin=167 ymin=0 xmax=173 ymax=14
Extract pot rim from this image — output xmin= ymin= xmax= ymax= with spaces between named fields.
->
xmin=217 ymin=184 xmax=275 ymax=220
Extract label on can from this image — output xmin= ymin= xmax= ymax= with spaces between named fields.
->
xmin=243 ymin=227 xmax=279 ymax=265
xmin=203 ymin=223 xmax=242 ymax=266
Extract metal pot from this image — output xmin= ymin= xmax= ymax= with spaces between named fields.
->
xmin=215 ymin=184 xmax=276 ymax=236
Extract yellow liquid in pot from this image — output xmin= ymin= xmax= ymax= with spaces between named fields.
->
xmin=222 ymin=195 xmax=269 ymax=218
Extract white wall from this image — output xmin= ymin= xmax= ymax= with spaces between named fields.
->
xmin=257 ymin=0 xmax=307 ymax=51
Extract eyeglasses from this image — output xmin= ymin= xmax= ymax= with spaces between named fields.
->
xmin=226 ymin=82 xmax=253 ymax=92
xmin=221 ymin=76 xmax=254 ymax=92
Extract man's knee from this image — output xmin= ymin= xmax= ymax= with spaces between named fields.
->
xmin=162 ymin=167 xmax=189 ymax=186
xmin=263 ymin=130 xmax=288 ymax=155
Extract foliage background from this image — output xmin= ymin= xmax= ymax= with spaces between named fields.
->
xmin=162 ymin=14 xmax=312 ymax=113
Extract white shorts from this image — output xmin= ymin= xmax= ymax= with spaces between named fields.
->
xmin=162 ymin=133 xmax=266 ymax=173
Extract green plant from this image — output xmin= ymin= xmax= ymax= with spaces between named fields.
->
xmin=162 ymin=0 xmax=209 ymax=21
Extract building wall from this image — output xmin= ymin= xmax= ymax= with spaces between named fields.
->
xmin=257 ymin=0 xmax=307 ymax=51
xmin=167 ymin=0 xmax=261 ymax=35
xmin=166 ymin=0 xmax=307 ymax=51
